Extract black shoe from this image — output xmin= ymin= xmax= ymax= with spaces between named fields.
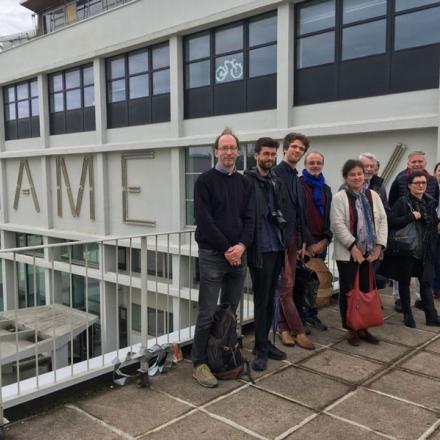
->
xmin=302 ymin=320 xmax=312 ymax=335
xmin=403 ymin=312 xmax=416 ymax=328
xmin=358 ymin=329 xmax=379 ymax=345
xmin=414 ymin=299 xmax=424 ymax=311
xmin=306 ymin=317 xmax=328 ymax=332
xmin=266 ymin=340 xmax=287 ymax=360
xmin=252 ymin=353 xmax=268 ymax=371
xmin=426 ymin=318 xmax=440 ymax=327
xmin=394 ymin=299 xmax=403 ymax=313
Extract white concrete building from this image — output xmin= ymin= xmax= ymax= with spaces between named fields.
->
xmin=0 ymin=0 xmax=440 ymax=370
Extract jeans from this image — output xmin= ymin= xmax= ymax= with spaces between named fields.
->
xmin=192 ymin=249 xmax=247 ymax=366
xmin=249 ymin=251 xmax=283 ymax=355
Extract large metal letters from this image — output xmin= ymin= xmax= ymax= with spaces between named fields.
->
xmin=13 ymin=160 xmax=40 ymax=213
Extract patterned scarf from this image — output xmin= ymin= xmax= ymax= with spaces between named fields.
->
xmin=302 ymin=169 xmax=325 ymax=216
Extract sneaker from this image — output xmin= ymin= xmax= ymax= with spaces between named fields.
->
xmin=414 ymin=299 xmax=424 ymax=311
xmin=306 ymin=317 xmax=328 ymax=332
xmin=347 ymin=330 xmax=360 ymax=346
xmin=266 ymin=341 xmax=287 ymax=360
xmin=394 ymin=299 xmax=403 ymax=313
xmin=295 ymin=333 xmax=315 ymax=350
xmin=252 ymin=353 xmax=268 ymax=371
xmin=358 ymin=329 xmax=379 ymax=345
xmin=192 ymin=364 xmax=218 ymax=388
xmin=279 ymin=330 xmax=295 ymax=346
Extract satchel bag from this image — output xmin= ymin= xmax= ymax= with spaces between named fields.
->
xmin=346 ymin=265 xmax=383 ymax=330
xmin=294 ymin=259 xmax=319 ymax=310
xmin=386 ymin=222 xmax=418 ymax=257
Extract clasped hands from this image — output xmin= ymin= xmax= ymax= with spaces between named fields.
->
xmin=224 ymin=243 xmax=245 ymax=267
xmin=351 ymin=244 xmax=382 ymax=264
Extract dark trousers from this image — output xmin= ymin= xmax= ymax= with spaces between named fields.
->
xmin=433 ymin=240 xmax=440 ymax=292
xmin=336 ymin=260 xmax=371 ymax=329
xmin=249 ymin=251 xmax=283 ymax=355
xmin=192 ymin=249 xmax=247 ymax=366
xmin=278 ymin=239 xmax=304 ymax=335
xmin=398 ymin=258 xmax=438 ymax=321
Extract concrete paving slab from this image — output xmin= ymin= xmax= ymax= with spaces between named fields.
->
xmin=286 ymin=414 xmax=384 ymax=440
xmin=257 ymin=365 xmax=351 ymax=410
xmin=399 ymin=351 xmax=440 ymax=379
xmin=280 ymin=342 xmax=320 ymax=364
xmin=305 ymin=327 xmax=347 ymax=347
xmin=425 ymin=338 xmax=440 ymax=354
xmin=333 ymin=338 xmax=409 ymax=363
xmin=367 ymin=322 xmax=434 ymax=347
xmin=77 ymin=383 xmax=191 ymax=436
xmin=4 ymin=406 xmax=121 ymax=440
xmin=429 ymin=426 xmax=440 ymax=439
xmin=369 ymin=369 xmax=440 ymax=412
xmin=144 ymin=410 xmax=256 ymax=439
xmin=386 ymin=313 xmax=440 ymax=334
xmin=315 ymin=308 xmax=344 ymax=330
xmin=300 ymin=349 xmax=383 ymax=384
xmin=328 ymin=388 xmax=438 ymax=440
xmin=150 ymin=360 xmax=243 ymax=406
xmin=206 ymin=385 xmax=315 ymax=438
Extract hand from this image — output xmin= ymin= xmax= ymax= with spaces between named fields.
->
xmin=224 ymin=244 xmax=245 ymax=266
xmin=298 ymin=243 xmax=306 ymax=259
xmin=366 ymin=245 xmax=382 ymax=263
xmin=413 ymin=211 xmax=422 ymax=220
xmin=351 ymin=245 xmax=365 ymax=264
xmin=306 ymin=244 xmax=319 ymax=257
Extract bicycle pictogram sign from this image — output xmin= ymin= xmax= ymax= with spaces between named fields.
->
xmin=215 ymin=58 xmax=243 ymax=83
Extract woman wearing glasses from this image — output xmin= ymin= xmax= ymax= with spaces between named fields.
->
xmin=380 ymin=171 xmax=440 ymax=328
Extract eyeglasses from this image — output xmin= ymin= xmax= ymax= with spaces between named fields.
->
xmin=411 ymin=181 xmax=427 ymax=186
xmin=307 ymin=161 xmax=323 ymax=166
xmin=217 ymin=147 xmax=238 ymax=152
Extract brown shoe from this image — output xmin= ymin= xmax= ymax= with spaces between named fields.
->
xmin=295 ymin=333 xmax=315 ymax=350
xmin=279 ymin=331 xmax=295 ymax=346
xmin=347 ymin=330 xmax=360 ymax=346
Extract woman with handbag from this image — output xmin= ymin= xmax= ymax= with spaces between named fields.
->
xmin=330 ymin=160 xmax=388 ymax=346
xmin=379 ymin=171 xmax=440 ymax=328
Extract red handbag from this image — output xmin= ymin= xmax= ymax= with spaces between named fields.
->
xmin=346 ymin=265 xmax=384 ymax=330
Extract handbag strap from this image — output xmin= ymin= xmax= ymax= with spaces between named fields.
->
xmin=354 ymin=263 xmax=376 ymax=292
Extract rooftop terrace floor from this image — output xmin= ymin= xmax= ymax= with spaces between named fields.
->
xmin=4 ymin=287 xmax=440 ymax=439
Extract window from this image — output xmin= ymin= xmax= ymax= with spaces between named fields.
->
xmin=16 ymin=233 xmax=44 ymax=257
xmin=184 ymin=144 xmax=256 ymax=224
xmin=3 ymin=79 xmax=39 ymax=140
xmin=295 ymin=0 xmax=440 ymax=105
xmin=127 ymin=249 xmax=172 ymax=280
xmin=131 ymin=304 xmax=173 ymax=337
xmin=59 ymin=242 xmax=99 ymax=268
xmin=106 ymin=43 xmax=170 ymax=128
xmin=184 ymin=12 xmax=277 ymax=118
xmin=48 ymin=64 xmax=95 ymax=135
xmin=61 ymin=272 xmax=100 ymax=316
xmin=17 ymin=263 xmax=45 ymax=308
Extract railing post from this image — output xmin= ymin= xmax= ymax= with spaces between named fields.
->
xmin=140 ymin=236 xmax=148 ymax=348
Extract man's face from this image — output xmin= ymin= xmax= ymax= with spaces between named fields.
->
xmin=255 ymin=146 xmax=277 ymax=171
xmin=361 ymin=157 xmax=376 ymax=180
xmin=408 ymin=154 xmax=426 ymax=172
xmin=304 ymin=153 xmax=324 ymax=176
xmin=214 ymin=134 xmax=239 ymax=169
xmin=285 ymin=139 xmax=306 ymax=166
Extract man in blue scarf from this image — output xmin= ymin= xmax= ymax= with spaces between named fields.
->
xmin=299 ymin=151 xmax=333 ymax=331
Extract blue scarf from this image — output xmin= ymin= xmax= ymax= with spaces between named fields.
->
xmin=302 ymin=169 xmax=325 ymax=216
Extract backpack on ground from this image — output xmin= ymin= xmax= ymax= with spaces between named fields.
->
xmin=207 ymin=303 xmax=253 ymax=383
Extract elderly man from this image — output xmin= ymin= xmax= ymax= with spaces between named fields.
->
xmin=359 ymin=152 xmax=388 ymax=211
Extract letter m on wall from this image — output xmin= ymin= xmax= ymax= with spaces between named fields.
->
xmin=56 ymin=156 xmax=95 ymax=220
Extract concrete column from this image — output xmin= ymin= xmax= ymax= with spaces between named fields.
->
xmin=169 ymin=35 xmax=184 ymax=138
xmin=94 ymin=58 xmax=107 ymax=146
xmin=170 ymin=148 xmax=185 ymax=230
xmin=38 ymin=74 xmax=50 ymax=148
xmin=40 ymin=157 xmax=53 ymax=229
xmin=0 ymin=159 xmax=8 ymax=224
xmin=95 ymin=153 xmax=110 ymax=235
xmin=0 ymin=87 xmax=5 ymax=152
xmin=276 ymin=2 xmax=295 ymax=129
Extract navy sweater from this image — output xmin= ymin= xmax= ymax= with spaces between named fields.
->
xmin=194 ymin=168 xmax=255 ymax=252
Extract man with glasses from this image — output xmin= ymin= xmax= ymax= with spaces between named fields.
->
xmin=359 ymin=152 xmax=388 ymax=211
xmin=389 ymin=150 xmax=439 ymax=313
xmin=192 ymin=128 xmax=255 ymax=387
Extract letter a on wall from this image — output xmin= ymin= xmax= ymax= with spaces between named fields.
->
xmin=56 ymin=156 xmax=95 ymax=220
xmin=13 ymin=160 xmax=40 ymax=212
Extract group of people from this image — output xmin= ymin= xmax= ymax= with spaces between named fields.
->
xmin=191 ymin=128 xmax=440 ymax=388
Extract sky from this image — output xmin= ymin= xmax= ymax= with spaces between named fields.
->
xmin=0 ymin=0 xmax=35 ymax=37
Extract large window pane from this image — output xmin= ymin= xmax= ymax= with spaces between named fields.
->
xmin=249 ymin=14 xmax=277 ymax=47
xmin=30 ymin=80 xmax=38 ymax=97
xmin=6 ymin=103 xmax=16 ymax=120
xmin=186 ymin=33 xmax=210 ymax=61
xmin=297 ymin=31 xmax=335 ymax=68
xmin=16 ymin=83 xmax=28 ymax=100
xmin=7 ymin=86 xmax=15 ymax=102
xmin=110 ymin=57 xmax=125 ymax=79
xmin=153 ymin=45 xmax=169 ymax=69
xmin=249 ymin=45 xmax=277 ymax=77
xmin=66 ymin=69 xmax=81 ymax=89
xmin=52 ymin=74 xmax=63 ymax=92
xmin=153 ymin=69 xmax=170 ymax=95
xmin=186 ymin=60 xmax=210 ymax=88
xmin=215 ymin=53 xmax=244 ymax=83
xmin=109 ymin=79 xmax=126 ymax=102
xmin=66 ymin=89 xmax=81 ymax=110
xmin=129 ymin=74 xmax=149 ymax=99
xmin=84 ymin=86 xmax=95 ymax=107
xmin=129 ymin=50 xmax=148 ymax=75
xmin=395 ymin=7 xmax=440 ymax=50
xmin=298 ymin=0 xmax=335 ymax=35
xmin=31 ymin=97 xmax=39 ymax=116
xmin=342 ymin=19 xmax=386 ymax=60
xmin=395 ymin=0 xmax=440 ymax=11
xmin=215 ymin=24 xmax=243 ymax=54
xmin=83 ymin=66 xmax=94 ymax=86
xmin=343 ymin=0 xmax=386 ymax=24
xmin=52 ymin=92 xmax=64 ymax=112
xmin=17 ymin=100 xmax=30 ymax=118
xmin=185 ymin=146 xmax=213 ymax=173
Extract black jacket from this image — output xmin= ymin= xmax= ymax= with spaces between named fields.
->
xmin=272 ymin=161 xmax=313 ymax=247
xmin=388 ymin=169 xmax=439 ymax=208
xmin=369 ymin=175 xmax=389 ymax=212
xmin=244 ymin=168 xmax=285 ymax=269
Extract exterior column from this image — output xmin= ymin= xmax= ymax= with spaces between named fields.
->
xmin=94 ymin=58 xmax=107 ymax=145
xmin=95 ymin=153 xmax=110 ymax=235
xmin=169 ymin=35 xmax=184 ymax=138
xmin=38 ymin=73 xmax=50 ymax=148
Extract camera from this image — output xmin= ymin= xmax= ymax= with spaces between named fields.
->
xmin=269 ymin=210 xmax=287 ymax=228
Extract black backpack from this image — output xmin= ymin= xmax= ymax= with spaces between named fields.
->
xmin=207 ymin=304 xmax=253 ymax=382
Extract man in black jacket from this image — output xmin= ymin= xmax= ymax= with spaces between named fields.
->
xmin=192 ymin=128 xmax=255 ymax=388
xmin=244 ymin=137 xmax=286 ymax=371
xmin=359 ymin=152 xmax=389 ymax=211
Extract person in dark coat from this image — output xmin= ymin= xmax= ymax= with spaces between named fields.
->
xmin=379 ymin=171 xmax=440 ymax=328
xmin=359 ymin=152 xmax=389 ymax=211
